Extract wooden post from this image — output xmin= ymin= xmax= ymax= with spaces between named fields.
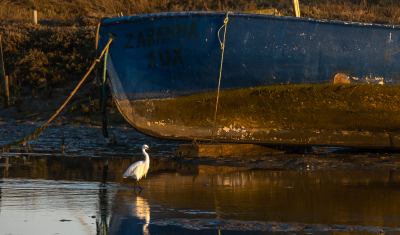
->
xmin=111 ymin=133 xmax=117 ymax=145
xmin=8 ymin=74 xmax=12 ymax=87
xmin=32 ymin=10 xmax=37 ymax=24
xmin=0 ymin=35 xmax=8 ymax=107
xmin=0 ymin=35 xmax=4 ymax=80
xmin=5 ymin=157 xmax=9 ymax=175
xmin=4 ymin=75 xmax=9 ymax=107
xmin=293 ymin=0 xmax=300 ymax=17
xmin=62 ymin=137 xmax=65 ymax=150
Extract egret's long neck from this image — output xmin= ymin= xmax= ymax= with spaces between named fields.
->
xmin=143 ymin=149 xmax=150 ymax=166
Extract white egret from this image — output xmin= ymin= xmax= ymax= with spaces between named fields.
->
xmin=123 ymin=144 xmax=150 ymax=190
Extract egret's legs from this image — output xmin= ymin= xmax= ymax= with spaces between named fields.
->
xmin=133 ymin=180 xmax=142 ymax=191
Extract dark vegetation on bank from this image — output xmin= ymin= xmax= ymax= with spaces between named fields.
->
xmin=0 ymin=0 xmax=400 ymax=123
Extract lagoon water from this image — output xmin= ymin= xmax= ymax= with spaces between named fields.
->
xmin=1 ymin=155 xmax=400 ymax=234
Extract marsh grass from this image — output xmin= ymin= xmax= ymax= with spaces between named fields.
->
xmin=1 ymin=0 xmax=400 ymax=104
xmin=0 ymin=23 xmax=95 ymax=90
xmin=2 ymin=0 xmax=400 ymax=23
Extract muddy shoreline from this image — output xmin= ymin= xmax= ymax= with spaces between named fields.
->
xmin=151 ymin=218 xmax=399 ymax=233
xmin=2 ymin=122 xmax=400 ymax=171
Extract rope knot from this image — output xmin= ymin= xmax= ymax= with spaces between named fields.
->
xmin=218 ymin=12 xmax=230 ymax=50
xmin=223 ymin=17 xmax=229 ymax=24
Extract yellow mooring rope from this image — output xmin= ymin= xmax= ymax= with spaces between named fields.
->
xmin=0 ymin=38 xmax=115 ymax=151
xmin=212 ymin=12 xmax=230 ymax=142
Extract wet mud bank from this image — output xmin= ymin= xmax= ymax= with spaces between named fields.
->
xmin=152 ymin=218 xmax=400 ymax=233
xmin=0 ymin=122 xmax=186 ymax=157
xmin=178 ymin=148 xmax=400 ymax=170
xmin=2 ymin=123 xmax=400 ymax=171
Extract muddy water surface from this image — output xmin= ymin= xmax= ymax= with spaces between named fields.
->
xmin=1 ymin=154 xmax=400 ymax=235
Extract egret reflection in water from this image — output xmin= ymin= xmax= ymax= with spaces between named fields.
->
xmin=128 ymin=196 xmax=150 ymax=235
xmin=108 ymin=193 xmax=150 ymax=235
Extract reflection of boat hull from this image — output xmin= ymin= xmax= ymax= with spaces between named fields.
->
xmin=99 ymin=12 xmax=400 ymax=148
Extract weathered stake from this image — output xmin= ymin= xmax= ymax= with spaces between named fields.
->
xmin=111 ymin=133 xmax=117 ymax=145
xmin=0 ymin=35 xmax=8 ymax=107
xmin=32 ymin=10 xmax=37 ymax=24
xmin=293 ymin=0 xmax=301 ymax=17
xmin=4 ymin=76 xmax=9 ymax=107
xmin=62 ymin=137 xmax=65 ymax=150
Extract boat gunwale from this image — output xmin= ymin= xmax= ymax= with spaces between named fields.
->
xmin=99 ymin=11 xmax=400 ymax=31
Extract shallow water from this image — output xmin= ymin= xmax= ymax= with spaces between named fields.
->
xmin=1 ymin=155 xmax=400 ymax=234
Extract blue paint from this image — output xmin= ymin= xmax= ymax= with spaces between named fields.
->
xmin=98 ymin=11 xmax=400 ymax=101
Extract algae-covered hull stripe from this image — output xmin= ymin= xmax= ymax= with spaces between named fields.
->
xmin=116 ymin=84 xmax=400 ymax=148
xmin=98 ymin=11 xmax=400 ymax=147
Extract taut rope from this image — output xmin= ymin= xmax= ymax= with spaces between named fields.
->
xmin=212 ymin=12 xmax=230 ymax=142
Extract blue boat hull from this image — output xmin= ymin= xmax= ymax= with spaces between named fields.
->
xmin=99 ymin=12 xmax=400 ymax=148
